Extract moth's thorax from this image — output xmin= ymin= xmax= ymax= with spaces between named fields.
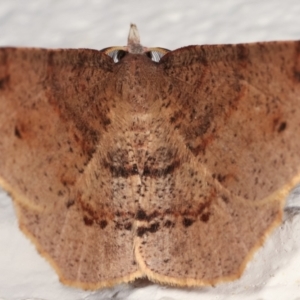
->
xmin=114 ymin=53 xmax=160 ymax=113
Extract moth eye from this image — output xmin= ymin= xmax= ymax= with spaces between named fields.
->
xmin=145 ymin=47 xmax=170 ymax=62
xmin=101 ymin=47 xmax=128 ymax=63
xmin=146 ymin=51 xmax=152 ymax=59
xmin=145 ymin=49 xmax=169 ymax=63
xmin=108 ymin=50 xmax=127 ymax=63
xmin=116 ymin=50 xmax=127 ymax=62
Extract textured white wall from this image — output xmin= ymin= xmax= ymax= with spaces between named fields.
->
xmin=0 ymin=0 xmax=300 ymax=299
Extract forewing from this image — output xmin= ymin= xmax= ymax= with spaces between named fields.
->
xmin=161 ymin=41 xmax=300 ymax=201
xmin=135 ymin=41 xmax=300 ymax=285
xmin=0 ymin=48 xmax=141 ymax=288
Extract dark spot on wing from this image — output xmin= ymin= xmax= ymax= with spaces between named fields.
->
xmin=277 ymin=121 xmax=287 ymax=132
xmin=124 ymin=222 xmax=132 ymax=231
xmin=221 ymin=195 xmax=229 ymax=203
xmin=66 ymin=199 xmax=75 ymax=208
xmin=182 ymin=217 xmax=194 ymax=227
xmin=99 ymin=220 xmax=108 ymax=229
xmin=57 ymin=190 xmax=64 ymax=196
xmin=164 ymin=220 xmax=175 ymax=228
xmin=170 ymin=110 xmax=184 ymax=124
xmin=137 ymin=226 xmax=147 ymax=237
xmin=136 ymin=222 xmax=160 ymax=237
xmin=294 ymin=70 xmax=300 ymax=81
xmin=136 ymin=209 xmax=147 ymax=220
xmin=136 ymin=209 xmax=160 ymax=222
xmin=148 ymin=222 xmax=159 ymax=233
xmin=14 ymin=126 xmax=22 ymax=139
xmin=212 ymin=173 xmax=227 ymax=183
xmin=83 ymin=216 xmax=93 ymax=226
xmin=273 ymin=117 xmax=287 ymax=133
xmin=200 ymin=212 xmax=210 ymax=223
xmin=0 ymin=75 xmax=10 ymax=89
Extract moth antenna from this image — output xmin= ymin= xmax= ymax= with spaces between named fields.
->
xmin=127 ymin=23 xmax=146 ymax=54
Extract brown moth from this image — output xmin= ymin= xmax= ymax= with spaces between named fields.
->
xmin=0 ymin=24 xmax=300 ymax=290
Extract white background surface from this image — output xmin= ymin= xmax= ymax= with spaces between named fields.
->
xmin=0 ymin=0 xmax=300 ymax=299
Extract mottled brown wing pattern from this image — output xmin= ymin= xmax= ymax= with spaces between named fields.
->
xmin=160 ymin=42 xmax=300 ymax=201
xmin=1 ymin=39 xmax=300 ymax=290
xmin=134 ymin=42 xmax=300 ymax=285
xmin=0 ymin=48 xmax=142 ymax=289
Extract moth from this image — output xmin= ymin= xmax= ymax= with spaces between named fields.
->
xmin=0 ymin=24 xmax=299 ymax=290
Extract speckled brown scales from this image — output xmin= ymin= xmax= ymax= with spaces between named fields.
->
xmin=0 ymin=24 xmax=300 ymax=289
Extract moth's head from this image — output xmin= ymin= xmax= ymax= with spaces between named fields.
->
xmin=101 ymin=24 xmax=169 ymax=63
